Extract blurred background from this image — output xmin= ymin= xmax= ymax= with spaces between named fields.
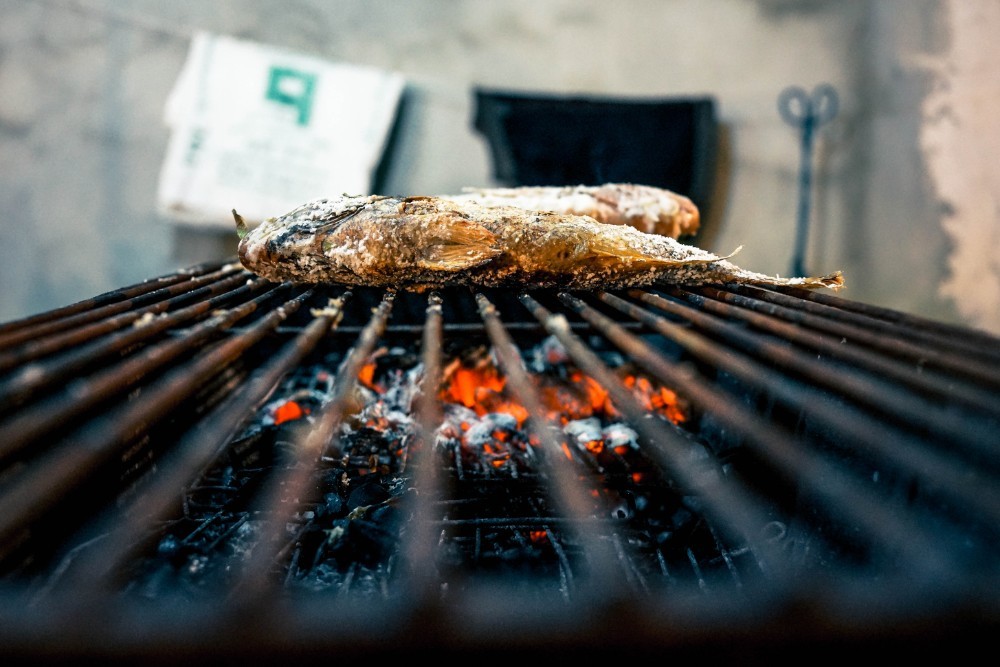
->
xmin=1 ymin=0 xmax=997 ymax=334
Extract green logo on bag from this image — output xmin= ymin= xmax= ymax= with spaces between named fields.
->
xmin=266 ymin=67 xmax=316 ymax=126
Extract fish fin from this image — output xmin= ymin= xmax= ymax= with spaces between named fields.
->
xmin=416 ymin=220 xmax=501 ymax=271
xmin=316 ymin=204 xmax=364 ymax=230
xmin=232 ymin=209 xmax=249 ymax=239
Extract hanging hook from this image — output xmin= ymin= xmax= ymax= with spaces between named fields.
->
xmin=778 ymin=84 xmax=838 ymax=277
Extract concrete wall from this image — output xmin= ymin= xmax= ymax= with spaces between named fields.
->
xmin=1 ymin=0 xmax=997 ymax=334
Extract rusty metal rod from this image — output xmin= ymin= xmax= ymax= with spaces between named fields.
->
xmin=434 ymin=516 xmax=622 ymax=527
xmin=628 ymin=290 xmax=1000 ymax=426
xmin=555 ymin=292 xmax=963 ymax=580
xmin=235 ymin=291 xmax=396 ymax=596
xmin=58 ymin=295 xmax=347 ymax=590
xmin=625 ymin=290 xmax=999 ymax=448
xmin=409 ymin=291 xmax=444 ymax=477
xmin=518 ymin=293 xmax=789 ymax=583
xmin=0 ymin=283 xmax=295 ymax=468
xmin=694 ymin=285 xmax=1000 ymax=390
xmin=665 ymin=286 xmax=1000 ymax=417
xmin=0 ymin=270 xmax=259 ymax=374
xmin=477 ymin=292 xmax=627 ymax=599
xmin=0 ymin=575 xmax=995 ymax=663
xmin=776 ymin=283 xmax=1000 ymax=346
xmin=399 ymin=292 xmax=447 ymax=602
xmin=598 ymin=291 xmax=1000 ymax=524
xmin=743 ymin=283 xmax=1000 ymax=363
xmin=0 ymin=265 xmax=247 ymax=350
xmin=0 ymin=259 xmax=230 ymax=336
xmin=0 ymin=275 xmax=271 ymax=403
xmin=279 ymin=320 xmax=640 ymax=336
xmin=0 ymin=289 xmax=314 ymax=551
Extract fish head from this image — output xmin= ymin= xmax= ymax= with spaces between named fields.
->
xmin=238 ymin=194 xmax=503 ymax=288
xmin=237 ymin=195 xmax=378 ymax=285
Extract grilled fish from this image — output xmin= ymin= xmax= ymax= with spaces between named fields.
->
xmin=441 ymin=182 xmax=700 ymax=239
xmin=235 ymin=194 xmax=844 ymax=292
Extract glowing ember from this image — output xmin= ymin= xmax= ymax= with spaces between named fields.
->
xmin=342 ymin=336 xmax=687 ymax=477
xmin=357 ymin=362 xmax=379 ymax=392
xmin=437 ymin=355 xmax=686 ymax=430
xmin=441 ymin=358 xmax=506 ymax=409
xmin=272 ymin=400 xmax=306 ymax=425
xmin=624 ymin=375 xmax=687 ymax=424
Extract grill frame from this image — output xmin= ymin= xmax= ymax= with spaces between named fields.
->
xmin=1 ymin=259 xmax=998 ymax=663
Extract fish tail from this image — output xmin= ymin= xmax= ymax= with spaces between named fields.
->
xmin=718 ymin=268 xmax=846 ymax=291
xmin=785 ymin=270 xmax=845 ymax=290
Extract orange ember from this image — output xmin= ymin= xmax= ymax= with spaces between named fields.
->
xmin=273 ymin=400 xmax=305 ymax=425
xmin=440 ymin=358 xmax=532 ymax=424
xmin=538 ymin=381 xmax=597 ymax=423
xmin=623 ymin=374 xmax=687 ymax=424
xmin=441 ymin=362 xmax=506 ymax=408
xmin=580 ymin=375 xmax=611 ymax=413
xmin=529 ymin=530 xmax=549 ymax=544
xmin=482 ymin=443 xmax=511 ymax=468
xmin=358 ymin=362 xmax=382 ymax=393
xmin=440 ymin=355 xmax=687 ymax=429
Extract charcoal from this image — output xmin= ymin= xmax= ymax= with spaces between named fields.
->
xmin=347 ymin=476 xmax=393 ymax=509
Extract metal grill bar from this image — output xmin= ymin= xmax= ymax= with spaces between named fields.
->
xmin=0 ymin=264 xmax=245 ymax=351
xmin=518 ymin=292 xmax=783 ymax=579
xmin=237 ymin=291 xmax=392 ymax=597
xmin=549 ymin=292 xmax=959 ymax=578
xmin=739 ymin=284 xmax=1000 ymax=364
xmin=0 ymin=285 xmax=312 ymax=558
xmin=476 ymin=292 xmax=625 ymax=598
xmin=0 ymin=275 xmax=270 ymax=408
xmin=399 ymin=292 xmax=446 ymax=602
xmin=0 ymin=263 xmax=997 ymax=661
xmin=665 ymin=286 xmax=1000 ymax=420
xmin=703 ymin=285 xmax=1000 ymax=389
xmin=0 ymin=282 xmax=292 ymax=467
xmin=0 ymin=260 xmax=230 ymax=338
xmin=625 ymin=290 xmax=998 ymax=453
xmin=67 ymin=299 xmax=342 ymax=590
xmin=599 ymin=291 xmax=1000 ymax=525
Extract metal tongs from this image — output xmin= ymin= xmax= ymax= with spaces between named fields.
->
xmin=778 ymin=84 xmax=838 ymax=277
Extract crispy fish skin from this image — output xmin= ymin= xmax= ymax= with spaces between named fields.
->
xmin=237 ymin=194 xmax=844 ymax=292
xmin=443 ymin=182 xmax=700 ymax=239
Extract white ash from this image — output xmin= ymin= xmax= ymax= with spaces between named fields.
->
xmin=464 ymin=412 xmax=520 ymax=447
xmin=563 ymin=417 xmax=603 ymax=450
xmin=602 ymin=423 xmax=639 ymax=450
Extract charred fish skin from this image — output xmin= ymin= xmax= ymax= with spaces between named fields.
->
xmin=237 ymin=194 xmax=844 ymax=292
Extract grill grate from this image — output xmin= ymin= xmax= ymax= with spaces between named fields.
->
xmin=0 ymin=258 xmax=998 ymax=662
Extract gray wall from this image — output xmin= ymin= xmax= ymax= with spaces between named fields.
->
xmin=2 ymin=0 xmax=996 ymax=333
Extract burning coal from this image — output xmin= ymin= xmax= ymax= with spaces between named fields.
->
xmin=130 ymin=334 xmax=696 ymax=597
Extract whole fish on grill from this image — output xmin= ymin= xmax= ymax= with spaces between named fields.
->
xmin=441 ymin=182 xmax=700 ymax=239
xmin=234 ymin=193 xmax=844 ymax=292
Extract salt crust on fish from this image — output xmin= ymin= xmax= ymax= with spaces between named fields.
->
xmin=236 ymin=194 xmax=844 ymax=292
xmin=442 ymin=183 xmax=700 ymax=239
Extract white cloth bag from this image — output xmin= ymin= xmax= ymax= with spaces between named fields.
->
xmin=157 ymin=31 xmax=405 ymax=227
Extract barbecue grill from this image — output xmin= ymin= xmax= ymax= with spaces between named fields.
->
xmin=0 ymin=258 xmax=997 ymax=663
